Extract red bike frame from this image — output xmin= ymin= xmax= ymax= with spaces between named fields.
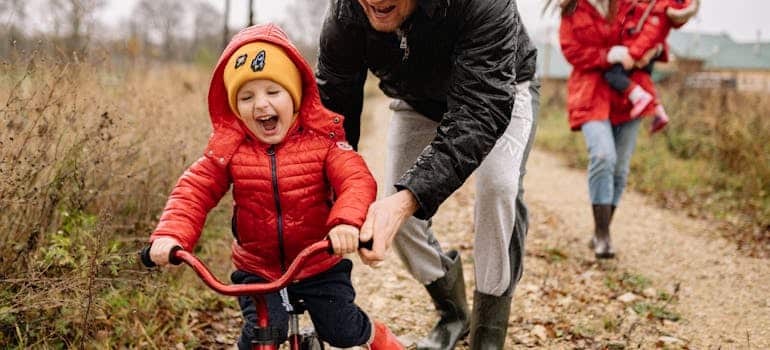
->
xmin=144 ymin=240 xmax=334 ymax=350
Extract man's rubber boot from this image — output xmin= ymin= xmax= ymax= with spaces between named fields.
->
xmin=416 ymin=250 xmax=470 ymax=350
xmin=590 ymin=204 xmax=615 ymax=259
xmin=469 ymin=290 xmax=512 ymax=350
xmin=369 ymin=321 xmax=404 ymax=350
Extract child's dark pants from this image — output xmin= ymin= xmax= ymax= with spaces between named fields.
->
xmin=603 ymin=62 xmax=657 ymax=93
xmin=231 ymin=259 xmax=372 ymax=349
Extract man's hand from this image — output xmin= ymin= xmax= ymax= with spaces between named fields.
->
xmin=328 ymin=224 xmax=360 ymax=256
xmin=358 ymin=189 xmax=419 ymax=266
xmin=149 ymin=237 xmax=182 ymax=266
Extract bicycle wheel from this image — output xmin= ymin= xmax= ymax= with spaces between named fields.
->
xmin=299 ymin=332 xmax=324 ymax=350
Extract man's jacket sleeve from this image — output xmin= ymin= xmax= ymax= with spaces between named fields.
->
xmin=316 ymin=4 xmax=368 ymax=150
xmin=395 ymin=0 xmax=521 ymax=220
xmin=150 ymin=156 xmax=231 ymax=251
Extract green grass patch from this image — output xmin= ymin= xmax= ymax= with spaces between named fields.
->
xmin=619 ymin=272 xmax=651 ymax=294
xmin=632 ymin=302 xmax=681 ymax=322
xmin=602 ymin=316 xmax=621 ymax=333
xmin=570 ymin=322 xmax=599 ymax=339
xmin=545 ymin=247 xmax=568 ymax=263
xmin=604 ymin=272 xmax=651 ymax=294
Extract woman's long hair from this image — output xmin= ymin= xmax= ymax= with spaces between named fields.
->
xmin=543 ymin=0 xmax=578 ymax=16
xmin=544 ymin=0 xmax=619 ymax=19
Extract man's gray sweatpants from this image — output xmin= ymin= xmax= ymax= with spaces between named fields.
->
xmin=386 ymin=81 xmax=539 ymax=297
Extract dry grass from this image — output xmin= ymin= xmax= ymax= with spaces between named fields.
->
xmin=0 ymin=51 xmax=212 ymax=347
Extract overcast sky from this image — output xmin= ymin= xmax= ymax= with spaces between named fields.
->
xmin=95 ymin=0 xmax=770 ymax=43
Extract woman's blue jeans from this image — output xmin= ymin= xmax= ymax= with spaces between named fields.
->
xmin=581 ymin=118 xmax=642 ymax=206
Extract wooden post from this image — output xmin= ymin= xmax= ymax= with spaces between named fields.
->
xmin=222 ymin=0 xmax=230 ymax=49
xmin=249 ymin=0 xmax=255 ymax=26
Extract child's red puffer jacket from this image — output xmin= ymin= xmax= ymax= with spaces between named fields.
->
xmin=150 ymin=24 xmax=376 ymax=281
xmin=621 ymin=0 xmax=693 ymax=62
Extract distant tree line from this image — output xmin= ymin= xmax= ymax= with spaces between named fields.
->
xmin=0 ymin=0 xmax=327 ymax=65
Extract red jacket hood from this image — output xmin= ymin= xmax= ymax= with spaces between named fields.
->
xmin=205 ymin=23 xmax=346 ymax=163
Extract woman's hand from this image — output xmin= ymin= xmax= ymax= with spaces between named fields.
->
xmin=607 ymin=46 xmax=634 ymax=70
xmin=149 ymin=237 xmax=182 ymax=266
xmin=328 ymin=224 xmax=360 ymax=256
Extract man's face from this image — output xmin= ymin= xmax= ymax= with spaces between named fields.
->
xmin=357 ymin=0 xmax=418 ymax=32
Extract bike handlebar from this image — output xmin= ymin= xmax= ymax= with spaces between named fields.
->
xmin=140 ymin=239 xmax=374 ymax=296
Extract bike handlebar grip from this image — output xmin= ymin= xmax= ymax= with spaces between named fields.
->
xmin=140 ymin=246 xmax=156 ymax=268
xmin=325 ymin=239 xmax=374 ymax=254
xmin=359 ymin=239 xmax=373 ymax=251
xmin=168 ymin=245 xmax=183 ymax=266
xmin=139 ymin=245 xmax=184 ymax=267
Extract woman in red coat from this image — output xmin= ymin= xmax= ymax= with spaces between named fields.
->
xmin=557 ymin=0 xmax=654 ymax=259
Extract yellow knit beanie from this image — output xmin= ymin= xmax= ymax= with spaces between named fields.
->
xmin=223 ymin=42 xmax=303 ymax=116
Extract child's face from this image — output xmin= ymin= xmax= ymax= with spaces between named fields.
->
xmin=236 ymin=79 xmax=296 ymax=145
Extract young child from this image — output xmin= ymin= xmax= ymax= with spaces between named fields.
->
xmin=147 ymin=23 xmax=403 ymax=349
xmin=604 ymin=0 xmax=699 ymax=132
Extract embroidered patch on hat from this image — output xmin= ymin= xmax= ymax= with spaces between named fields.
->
xmin=251 ymin=50 xmax=266 ymax=72
xmin=336 ymin=141 xmax=353 ymax=151
xmin=235 ymin=54 xmax=247 ymax=69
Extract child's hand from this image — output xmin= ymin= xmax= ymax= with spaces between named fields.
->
xmin=327 ymin=224 xmax=360 ymax=256
xmin=636 ymin=44 xmax=663 ymax=68
xmin=150 ymin=237 xmax=182 ymax=266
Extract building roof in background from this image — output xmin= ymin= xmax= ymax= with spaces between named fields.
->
xmin=667 ymin=31 xmax=735 ymax=61
xmin=669 ymin=31 xmax=770 ymax=70
xmin=704 ymin=44 xmax=770 ymax=70
xmin=536 ymin=31 xmax=770 ymax=79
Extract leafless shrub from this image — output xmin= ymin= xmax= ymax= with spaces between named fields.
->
xmin=0 ymin=48 xmax=211 ymax=346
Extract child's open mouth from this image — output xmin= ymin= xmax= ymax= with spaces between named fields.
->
xmin=371 ymin=5 xmax=396 ymax=18
xmin=257 ymin=115 xmax=278 ymax=131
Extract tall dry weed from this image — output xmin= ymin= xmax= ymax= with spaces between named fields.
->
xmin=0 ymin=50 xmax=213 ymax=346
xmin=662 ymin=86 xmax=770 ymax=224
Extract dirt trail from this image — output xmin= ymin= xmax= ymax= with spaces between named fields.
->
xmin=523 ymin=148 xmax=770 ymax=348
xmin=348 ymin=96 xmax=770 ymax=349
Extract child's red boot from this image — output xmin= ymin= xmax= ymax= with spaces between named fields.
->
xmin=650 ymin=104 xmax=670 ymax=134
xmin=627 ymin=84 xmax=653 ymax=118
xmin=369 ymin=321 xmax=404 ymax=350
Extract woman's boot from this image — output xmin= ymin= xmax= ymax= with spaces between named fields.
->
xmin=416 ymin=250 xmax=470 ymax=350
xmin=469 ymin=290 xmax=512 ymax=350
xmin=369 ymin=321 xmax=404 ymax=350
xmin=590 ymin=204 xmax=615 ymax=259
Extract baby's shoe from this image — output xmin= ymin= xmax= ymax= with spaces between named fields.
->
xmin=628 ymin=85 xmax=653 ymax=118
xmin=650 ymin=104 xmax=670 ymax=134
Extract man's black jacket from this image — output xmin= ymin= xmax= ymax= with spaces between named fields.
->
xmin=316 ymin=0 xmax=537 ymax=220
